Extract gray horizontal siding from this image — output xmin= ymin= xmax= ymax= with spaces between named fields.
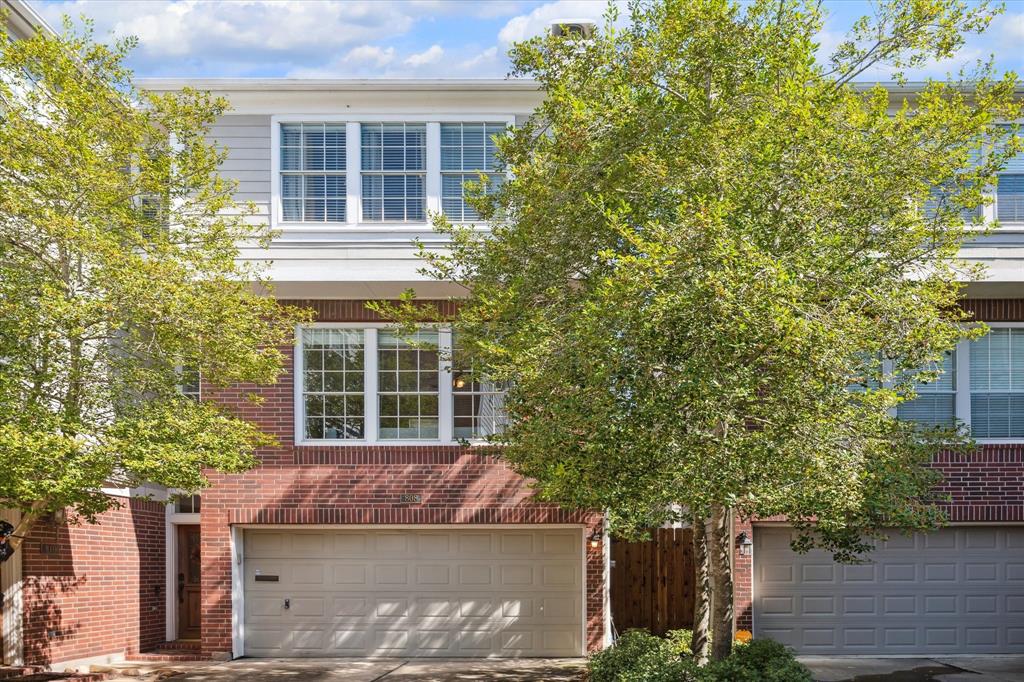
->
xmin=207 ymin=115 xmax=271 ymax=226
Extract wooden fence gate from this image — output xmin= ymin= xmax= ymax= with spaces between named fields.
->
xmin=610 ymin=527 xmax=695 ymax=636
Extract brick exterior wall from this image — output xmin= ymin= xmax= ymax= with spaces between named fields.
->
xmin=199 ymin=299 xmax=607 ymax=659
xmin=21 ymin=498 xmax=166 ymax=666
xmin=733 ymin=299 xmax=1024 ymax=635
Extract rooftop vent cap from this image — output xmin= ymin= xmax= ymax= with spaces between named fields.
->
xmin=550 ymin=20 xmax=596 ymax=39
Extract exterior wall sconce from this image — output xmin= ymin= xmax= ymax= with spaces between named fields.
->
xmin=737 ymin=531 xmax=753 ymax=556
xmin=589 ymin=531 xmax=603 ymax=549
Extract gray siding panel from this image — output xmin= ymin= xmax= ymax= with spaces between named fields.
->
xmin=207 ymin=115 xmax=272 ymax=222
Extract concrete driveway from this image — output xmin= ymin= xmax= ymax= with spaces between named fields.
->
xmin=158 ymin=658 xmax=586 ymax=681
xmin=800 ymin=656 xmax=1024 ymax=682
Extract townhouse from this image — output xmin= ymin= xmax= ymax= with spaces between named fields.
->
xmin=2 ymin=1 xmax=1024 ymax=670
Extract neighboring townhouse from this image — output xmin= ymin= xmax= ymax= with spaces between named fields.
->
xmin=2 ymin=1 xmax=1024 ymax=670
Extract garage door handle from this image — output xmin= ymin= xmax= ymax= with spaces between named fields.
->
xmin=284 ymin=598 xmax=290 ymax=610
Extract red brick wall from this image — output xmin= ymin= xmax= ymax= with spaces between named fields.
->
xmin=21 ymin=498 xmax=166 ymax=666
xmin=734 ymin=299 xmax=1024 ymax=635
xmin=199 ymin=299 xmax=606 ymax=659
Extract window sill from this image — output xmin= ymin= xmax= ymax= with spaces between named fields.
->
xmin=295 ymin=439 xmax=495 ymax=447
xmin=971 ymin=438 xmax=1024 ymax=445
xmin=274 ymin=222 xmax=493 ymax=231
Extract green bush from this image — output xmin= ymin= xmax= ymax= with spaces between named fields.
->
xmin=698 ymin=639 xmax=812 ymax=682
xmin=588 ymin=632 xmax=809 ymax=682
xmin=664 ymin=629 xmax=712 ymax=658
xmin=588 ymin=629 xmax=696 ymax=682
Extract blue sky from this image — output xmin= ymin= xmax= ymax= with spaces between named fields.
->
xmin=29 ymin=0 xmax=1024 ymax=80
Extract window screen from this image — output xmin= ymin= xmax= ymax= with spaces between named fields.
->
xmin=970 ymin=328 xmax=1024 ymax=438
xmin=440 ymin=122 xmax=506 ymax=221
xmin=896 ymin=352 xmax=956 ymax=427
xmin=302 ymin=329 xmax=365 ymax=440
xmin=361 ymin=123 xmax=426 ymax=222
xmin=280 ymin=123 xmax=346 ymax=222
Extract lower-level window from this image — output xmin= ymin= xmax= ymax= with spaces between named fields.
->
xmin=378 ymin=331 xmax=439 ymax=440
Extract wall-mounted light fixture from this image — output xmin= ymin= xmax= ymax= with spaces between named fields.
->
xmin=589 ymin=531 xmax=603 ymax=549
xmin=737 ymin=531 xmax=753 ymax=556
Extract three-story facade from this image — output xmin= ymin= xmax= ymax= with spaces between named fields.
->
xmin=3 ymin=8 xmax=1024 ymax=666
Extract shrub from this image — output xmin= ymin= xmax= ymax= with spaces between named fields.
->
xmin=698 ymin=639 xmax=812 ymax=682
xmin=588 ymin=632 xmax=810 ymax=682
xmin=588 ymin=629 xmax=696 ymax=682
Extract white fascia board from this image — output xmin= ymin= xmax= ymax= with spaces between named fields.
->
xmin=139 ymin=78 xmax=541 ymax=92
xmin=3 ymin=0 xmax=57 ymax=39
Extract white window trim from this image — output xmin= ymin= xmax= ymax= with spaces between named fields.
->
xmin=295 ymin=323 xmax=477 ymax=447
xmin=270 ymin=114 xmax=515 ymax=232
xmin=962 ymin=321 xmax=1024 ymax=444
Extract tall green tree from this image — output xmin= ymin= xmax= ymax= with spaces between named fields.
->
xmin=393 ymin=0 xmax=1022 ymax=662
xmin=0 ymin=20 xmax=307 ymax=550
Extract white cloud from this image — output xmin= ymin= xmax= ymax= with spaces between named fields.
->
xmin=498 ymin=0 xmax=614 ymax=45
xmin=35 ymin=0 xmax=425 ymax=75
xmin=461 ymin=46 xmax=499 ymax=70
xmin=343 ymin=45 xmax=396 ymax=68
xmin=404 ymin=44 xmax=444 ymax=67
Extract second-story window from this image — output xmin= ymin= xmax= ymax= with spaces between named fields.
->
xmin=896 ymin=352 xmax=956 ymax=428
xmin=280 ymin=123 xmax=346 ymax=222
xmin=996 ymin=125 xmax=1024 ymax=225
xmin=452 ymin=339 xmax=507 ymax=439
xmin=970 ymin=328 xmax=1024 ymax=438
xmin=361 ymin=123 xmax=426 ymax=222
xmin=441 ymin=122 xmax=506 ymax=222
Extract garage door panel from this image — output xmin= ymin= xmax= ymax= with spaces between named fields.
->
xmin=754 ymin=526 xmax=1024 ymax=654
xmin=243 ymin=528 xmax=584 ymax=657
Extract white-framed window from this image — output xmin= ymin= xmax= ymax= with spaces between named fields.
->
xmin=896 ymin=352 xmax=957 ymax=427
xmin=300 ymin=328 xmax=365 ymax=440
xmin=178 ymin=367 xmax=201 ymax=401
xmin=378 ymin=330 xmax=439 ymax=439
xmin=452 ymin=336 xmax=507 ymax=439
xmin=294 ymin=324 xmax=508 ymax=445
xmin=280 ymin=123 xmax=347 ymax=222
xmin=269 ymin=115 xmax=516 ymax=229
xmin=969 ymin=327 xmax=1024 ymax=438
xmin=440 ymin=122 xmax=507 ymax=221
xmin=360 ymin=122 xmax=426 ymax=222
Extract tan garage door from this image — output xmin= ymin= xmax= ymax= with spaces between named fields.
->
xmin=242 ymin=528 xmax=585 ymax=657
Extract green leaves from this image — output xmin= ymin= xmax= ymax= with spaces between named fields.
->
xmin=420 ymin=0 xmax=1020 ymax=552
xmin=0 ymin=20 xmax=309 ymax=529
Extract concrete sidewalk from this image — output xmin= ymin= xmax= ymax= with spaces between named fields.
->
xmin=800 ymin=656 xmax=1024 ymax=682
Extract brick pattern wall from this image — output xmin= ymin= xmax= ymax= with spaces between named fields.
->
xmin=733 ymin=299 xmax=1024 ymax=635
xmin=199 ymin=299 xmax=606 ymax=658
xmin=21 ymin=499 xmax=166 ymax=666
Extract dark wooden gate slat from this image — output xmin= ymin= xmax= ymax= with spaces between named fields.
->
xmin=610 ymin=527 xmax=695 ymax=635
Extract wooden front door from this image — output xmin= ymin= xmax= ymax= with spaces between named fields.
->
xmin=177 ymin=525 xmax=201 ymax=639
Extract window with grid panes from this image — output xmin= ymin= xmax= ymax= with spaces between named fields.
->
xmin=895 ymin=352 xmax=956 ymax=427
xmin=280 ymin=123 xmax=346 ymax=222
xmin=970 ymin=327 xmax=1024 ymax=438
xmin=378 ymin=330 xmax=439 ymax=439
xmin=361 ymin=123 xmax=426 ymax=222
xmin=178 ymin=367 xmax=200 ymax=401
xmin=440 ymin=122 xmax=506 ymax=221
xmin=301 ymin=329 xmax=365 ymax=440
xmin=996 ymin=125 xmax=1024 ymax=224
xmin=451 ymin=339 xmax=507 ymax=439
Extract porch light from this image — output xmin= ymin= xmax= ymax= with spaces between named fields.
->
xmin=589 ymin=531 xmax=602 ymax=549
xmin=737 ymin=531 xmax=753 ymax=556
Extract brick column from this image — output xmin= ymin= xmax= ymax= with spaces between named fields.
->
xmin=733 ymin=516 xmax=753 ymax=632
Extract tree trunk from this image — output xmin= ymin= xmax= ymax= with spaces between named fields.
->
xmin=709 ymin=504 xmax=734 ymax=661
xmin=4 ymin=500 xmax=48 ymax=554
xmin=690 ymin=514 xmax=711 ymax=666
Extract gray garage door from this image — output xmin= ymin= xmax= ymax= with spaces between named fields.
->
xmin=753 ymin=526 xmax=1024 ymax=654
xmin=242 ymin=528 xmax=585 ymax=657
